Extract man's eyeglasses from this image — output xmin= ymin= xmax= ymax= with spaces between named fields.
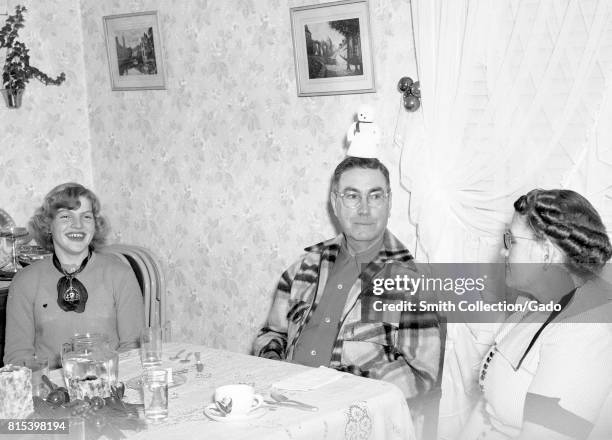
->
xmin=334 ymin=189 xmax=390 ymax=209
xmin=503 ymin=230 xmax=537 ymax=250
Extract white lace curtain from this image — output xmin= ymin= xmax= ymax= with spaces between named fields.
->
xmin=395 ymin=2 xmax=612 ymax=437
xmin=397 ymin=0 xmax=612 ymax=264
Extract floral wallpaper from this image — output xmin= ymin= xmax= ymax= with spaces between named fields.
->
xmin=0 ymin=0 xmax=93 ymax=227
xmin=2 ymin=0 xmax=416 ymax=354
xmin=78 ymin=0 xmax=418 ymax=353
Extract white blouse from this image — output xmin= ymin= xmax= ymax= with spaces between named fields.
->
xmin=460 ymin=286 xmax=612 ymax=440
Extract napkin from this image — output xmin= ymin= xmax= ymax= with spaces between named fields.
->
xmin=272 ymin=366 xmax=345 ymax=391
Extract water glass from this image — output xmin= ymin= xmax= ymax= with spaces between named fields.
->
xmin=22 ymin=355 xmax=49 ymax=398
xmin=142 ymin=368 xmax=168 ymax=422
xmin=140 ymin=327 xmax=162 ymax=368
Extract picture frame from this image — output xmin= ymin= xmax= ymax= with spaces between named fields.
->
xmin=290 ymin=0 xmax=375 ymax=97
xmin=103 ymin=11 xmax=166 ymax=91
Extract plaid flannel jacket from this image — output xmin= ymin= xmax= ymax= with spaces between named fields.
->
xmin=254 ymin=230 xmax=441 ymax=402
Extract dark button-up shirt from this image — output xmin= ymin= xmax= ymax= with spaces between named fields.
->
xmin=292 ymin=236 xmax=382 ymax=367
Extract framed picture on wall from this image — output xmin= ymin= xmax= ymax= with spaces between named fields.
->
xmin=290 ymin=0 xmax=375 ymax=97
xmin=103 ymin=11 xmax=166 ymax=91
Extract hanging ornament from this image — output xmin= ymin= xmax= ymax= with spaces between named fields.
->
xmin=397 ymin=76 xmax=421 ymax=112
xmin=403 ymin=92 xmax=421 ymax=112
xmin=397 ymin=76 xmax=413 ymax=92
xmin=409 ymin=81 xmax=420 ymax=98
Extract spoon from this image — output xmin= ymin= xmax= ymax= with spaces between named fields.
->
xmin=270 ymin=391 xmax=318 ymax=411
xmin=179 ymin=352 xmax=193 ymax=363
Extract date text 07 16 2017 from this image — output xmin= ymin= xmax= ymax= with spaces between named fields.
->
xmin=0 ymin=419 xmax=69 ymax=434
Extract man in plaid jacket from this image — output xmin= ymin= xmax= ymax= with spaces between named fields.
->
xmin=254 ymin=156 xmax=442 ymax=411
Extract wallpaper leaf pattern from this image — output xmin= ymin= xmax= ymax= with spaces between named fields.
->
xmin=0 ymin=1 xmax=93 ymax=224
xmin=2 ymin=0 xmax=416 ymax=353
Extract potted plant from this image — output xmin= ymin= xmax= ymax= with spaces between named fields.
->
xmin=0 ymin=5 xmax=66 ymax=109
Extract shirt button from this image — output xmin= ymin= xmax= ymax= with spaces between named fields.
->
xmin=337 ymin=284 xmax=343 ymax=289
xmin=324 ymin=317 xmax=331 ymax=323
xmin=310 ymin=350 xmax=317 ymax=356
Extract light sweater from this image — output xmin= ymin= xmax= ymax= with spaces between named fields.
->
xmin=3 ymin=252 xmax=145 ymax=368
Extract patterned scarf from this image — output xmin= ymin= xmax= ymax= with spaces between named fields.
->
xmin=53 ymin=251 xmax=91 ymax=313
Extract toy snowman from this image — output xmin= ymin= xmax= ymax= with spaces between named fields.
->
xmin=346 ymin=105 xmax=381 ymax=158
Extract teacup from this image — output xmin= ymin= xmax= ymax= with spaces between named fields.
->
xmin=214 ymin=384 xmax=263 ymax=416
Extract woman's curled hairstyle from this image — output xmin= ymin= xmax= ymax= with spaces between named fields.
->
xmin=514 ymin=189 xmax=612 ymax=277
xmin=29 ymin=182 xmax=109 ymax=252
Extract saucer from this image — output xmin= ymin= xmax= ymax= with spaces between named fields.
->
xmin=125 ymin=373 xmax=187 ymax=390
xmin=204 ymin=404 xmax=267 ymax=422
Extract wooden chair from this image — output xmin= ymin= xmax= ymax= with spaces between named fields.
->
xmin=134 ymin=246 xmax=166 ymax=328
xmin=98 ymin=244 xmax=165 ymax=328
xmin=421 ymin=317 xmax=447 ymax=440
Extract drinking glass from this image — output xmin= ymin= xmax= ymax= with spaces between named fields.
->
xmin=0 ymin=226 xmax=29 ymax=272
xmin=142 ymin=368 xmax=168 ymax=422
xmin=140 ymin=327 xmax=162 ymax=368
xmin=22 ymin=355 xmax=49 ymax=398
xmin=61 ymin=333 xmax=118 ymax=400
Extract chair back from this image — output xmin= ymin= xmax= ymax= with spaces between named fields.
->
xmin=419 ymin=316 xmax=447 ymax=440
xmin=98 ymin=244 xmax=165 ymax=328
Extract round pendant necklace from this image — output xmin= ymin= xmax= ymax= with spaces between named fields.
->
xmin=53 ymin=252 xmax=91 ymax=313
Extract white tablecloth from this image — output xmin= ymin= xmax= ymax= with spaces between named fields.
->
xmin=69 ymin=342 xmax=415 ymax=440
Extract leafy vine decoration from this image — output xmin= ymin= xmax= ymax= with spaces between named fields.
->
xmin=0 ymin=5 xmax=66 ymax=92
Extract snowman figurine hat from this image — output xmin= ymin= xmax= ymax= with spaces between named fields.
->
xmin=346 ymin=104 xmax=381 ymax=158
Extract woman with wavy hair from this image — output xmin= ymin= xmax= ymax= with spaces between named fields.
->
xmin=460 ymin=189 xmax=612 ymax=440
xmin=4 ymin=183 xmax=144 ymax=368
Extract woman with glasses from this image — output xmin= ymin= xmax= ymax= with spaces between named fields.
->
xmin=460 ymin=189 xmax=612 ymax=440
xmin=3 ymin=183 xmax=144 ymax=368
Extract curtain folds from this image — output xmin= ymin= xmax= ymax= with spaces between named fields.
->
xmin=400 ymin=0 xmax=612 ymax=264
xmin=398 ymin=1 xmax=612 ymax=438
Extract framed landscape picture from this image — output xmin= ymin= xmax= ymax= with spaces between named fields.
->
xmin=290 ymin=0 xmax=375 ymax=97
xmin=103 ymin=11 xmax=166 ymax=91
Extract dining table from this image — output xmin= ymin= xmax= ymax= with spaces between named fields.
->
xmin=47 ymin=342 xmax=416 ymax=440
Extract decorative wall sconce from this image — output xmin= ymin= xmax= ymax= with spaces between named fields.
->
xmin=397 ymin=76 xmax=420 ymax=112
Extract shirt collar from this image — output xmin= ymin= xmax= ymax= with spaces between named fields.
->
xmin=304 ymin=230 xmax=414 ymax=264
xmin=340 ymin=234 xmax=383 ymax=266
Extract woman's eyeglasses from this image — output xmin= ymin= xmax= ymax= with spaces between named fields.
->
xmin=503 ymin=230 xmax=537 ymax=250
